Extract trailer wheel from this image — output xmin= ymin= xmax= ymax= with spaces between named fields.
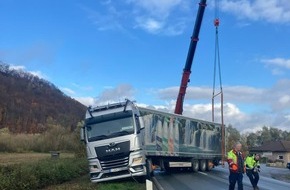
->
xmin=146 ymin=158 xmax=153 ymax=179
xmin=191 ymin=159 xmax=199 ymax=172
xmin=199 ymin=160 xmax=206 ymax=172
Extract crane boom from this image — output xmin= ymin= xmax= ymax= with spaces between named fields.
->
xmin=174 ymin=0 xmax=207 ymax=115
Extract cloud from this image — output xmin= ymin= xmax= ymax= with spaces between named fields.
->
xmin=28 ymin=70 xmax=47 ymax=79
xmin=220 ymin=0 xmax=290 ymax=24
xmin=81 ymin=3 xmax=127 ymax=32
xmin=9 ymin=64 xmax=47 ymax=79
xmin=9 ymin=65 xmax=26 ymax=70
xmin=80 ymin=82 xmax=290 ymax=132
xmin=261 ymin=57 xmax=290 ymax=70
xmin=128 ymin=0 xmax=182 ymax=17
xmin=157 ymin=79 xmax=290 ymax=112
xmin=135 ymin=17 xmax=164 ymax=34
xmin=153 ymin=79 xmax=290 ymax=131
xmin=61 ymin=87 xmax=75 ymax=95
xmin=73 ymin=97 xmax=95 ymax=106
xmin=81 ymin=0 xmax=191 ymax=36
xmin=157 ymin=85 xmax=265 ymax=103
xmin=94 ymin=84 xmax=135 ymax=105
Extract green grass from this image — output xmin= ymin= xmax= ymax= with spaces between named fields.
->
xmin=0 ymin=153 xmax=146 ymax=190
xmin=0 ymin=157 xmax=88 ymax=190
xmin=44 ymin=175 xmax=146 ymax=190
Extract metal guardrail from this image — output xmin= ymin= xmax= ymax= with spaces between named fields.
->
xmin=146 ymin=177 xmax=164 ymax=190
xmin=152 ymin=177 xmax=164 ymax=190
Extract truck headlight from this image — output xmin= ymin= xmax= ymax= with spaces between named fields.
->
xmin=132 ymin=157 xmax=143 ymax=165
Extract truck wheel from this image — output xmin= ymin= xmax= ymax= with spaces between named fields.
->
xmin=146 ymin=158 xmax=153 ymax=179
xmin=199 ymin=160 xmax=206 ymax=172
xmin=206 ymin=160 xmax=214 ymax=171
xmin=191 ymin=159 xmax=199 ymax=172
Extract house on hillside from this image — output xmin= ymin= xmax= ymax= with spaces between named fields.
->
xmin=250 ymin=140 xmax=290 ymax=167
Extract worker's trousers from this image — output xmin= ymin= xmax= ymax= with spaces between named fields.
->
xmin=229 ymin=172 xmax=243 ymax=190
xmin=246 ymin=169 xmax=259 ymax=188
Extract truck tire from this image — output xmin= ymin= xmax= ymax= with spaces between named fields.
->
xmin=146 ymin=158 xmax=153 ymax=179
xmin=199 ymin=160 xmax=206 ymax=172
xmin=206 ymin=160 xmax=214 ymax=171
xmin=191 ymin=159 xmax=199 ymax=172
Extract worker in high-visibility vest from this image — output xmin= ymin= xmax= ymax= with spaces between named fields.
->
xmin=245 ymin=154 xmax=261 ymax=190
xmin=227 ymin=142 xmax=246 ymax=190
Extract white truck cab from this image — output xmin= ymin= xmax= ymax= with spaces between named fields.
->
xmin=80 ymin=100 xmax=146 ymax=182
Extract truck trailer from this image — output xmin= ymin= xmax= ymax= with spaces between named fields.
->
xmin=81 ymin=100 xmax=225 ymax=183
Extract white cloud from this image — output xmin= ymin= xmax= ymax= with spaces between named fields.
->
xmin=82 ymin=0 xmax=192 ymax=36
xmin=61 ymin=87 xmax=75 ymax=95
xmin=73 ymin=97 xmax=95 ymax=106
xmin=153 ymin=79 xmax=290 ymax=131
xmin=128 ymin=0 xmax=182 ymax=18
xmin=94 ymin=84 xmax=135 ymax=105
xmin=28 ymin=70 xmax=47 ymax=79
xmin=262 ymin=58 xmax=290 ymax=69
xmin=157 ymin=79 xmax=290 ymax=112
xmin=9 ymin=65 xmax=26 ymax=70
xmin=157 ymin=85 xmax=265 ymax=103
xmin=135 ymin=17 xmax=164 ymax=33
xmin=9 ymin=64 xmax=47 ymax=79
xmin=220 ymin=0 xmax=290 ymax=24
xmin=279 ymin=95 xmax=290 ymax=105
xmin=84 ymin=81 xmax=290 ymax=132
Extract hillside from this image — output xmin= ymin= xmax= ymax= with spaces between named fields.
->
xmin=0 ymin=63 xmax=87 ymax=133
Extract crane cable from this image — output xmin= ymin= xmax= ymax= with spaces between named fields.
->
xmin=211 ymin=0 xmax=225 ymax=165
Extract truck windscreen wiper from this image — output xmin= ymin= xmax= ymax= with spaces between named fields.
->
xmin=88 ymin=135 xmax=108 ymax=142
xmin=108 ymin=131 xmax=132 ymax=138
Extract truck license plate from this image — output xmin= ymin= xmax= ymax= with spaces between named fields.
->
xmin=110 ymin=167 xmax=127 ymax=172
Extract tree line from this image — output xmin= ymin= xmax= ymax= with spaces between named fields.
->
xmin=0 ymin=62 xmax=86 ymax=133
xmin=226 ymin=125 xmax=290 ymax=152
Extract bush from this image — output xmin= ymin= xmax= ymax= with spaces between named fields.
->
xmin=0 ymin=157 xmax=88 ymax=190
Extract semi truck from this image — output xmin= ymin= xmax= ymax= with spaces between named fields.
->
xmin=80 ymin=99 xmax=225 ymax=183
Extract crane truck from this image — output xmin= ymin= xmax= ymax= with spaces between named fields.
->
xmin=80 ymin=0 xmax=225 ymax=183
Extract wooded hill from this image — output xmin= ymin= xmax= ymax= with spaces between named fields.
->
xmin=0 ymin=63 xmax=86 ymax=133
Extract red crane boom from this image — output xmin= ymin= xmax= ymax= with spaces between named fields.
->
xmin=174 ymin=0 xmax=207 ymax=115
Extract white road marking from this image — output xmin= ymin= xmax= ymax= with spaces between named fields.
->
xmin=198 ymin=171 xmax=207 ymax=176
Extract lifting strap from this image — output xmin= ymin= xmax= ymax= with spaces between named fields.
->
xmin=212 ymin=0 xmax=225 ymax=165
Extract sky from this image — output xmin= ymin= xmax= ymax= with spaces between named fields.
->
xmin=1 ymin=0 xmax=290 ymax=133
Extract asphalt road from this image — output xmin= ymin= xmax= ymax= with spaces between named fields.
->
xmin=154 ymin=164 xmax=290 ymax=190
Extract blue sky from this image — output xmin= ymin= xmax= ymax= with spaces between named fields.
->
xmin=1 ymin=0 xmax=290 ymax=132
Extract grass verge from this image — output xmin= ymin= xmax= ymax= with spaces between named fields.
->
xmin=44 ymin=175 xmax=146 ymax=190
xmin=0 ymin=157 xmax=88 ymax=190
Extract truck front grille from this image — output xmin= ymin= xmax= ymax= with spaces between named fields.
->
xmin=99 ymin=154 xmax=129 ymax=170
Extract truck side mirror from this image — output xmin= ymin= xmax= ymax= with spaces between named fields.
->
xmin=80 ymin=127 xmax=85 ymax=142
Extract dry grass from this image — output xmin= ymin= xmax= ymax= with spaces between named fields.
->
xmin=0 ymin=152 xmax=74 ymax=165
xmin=0 ymin=125 xmax=85 ymax=154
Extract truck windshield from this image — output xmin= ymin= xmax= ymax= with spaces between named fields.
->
xmin=85 ymin=112 xmax=135 ymax=142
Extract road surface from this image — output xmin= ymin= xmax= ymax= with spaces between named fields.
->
xmin=154 ymin=164 xmax=290 ymax=190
